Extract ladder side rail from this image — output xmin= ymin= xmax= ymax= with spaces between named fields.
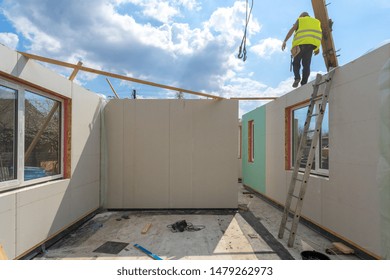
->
xmin=278 ymin=74 xmax=323 ymax=239
xmin=287 ymin=70 xmax=335 ymax=246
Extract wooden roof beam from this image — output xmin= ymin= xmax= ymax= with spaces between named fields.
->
xmin=230 ymin=97 xmax=278 ymax=100
xmin=68 ymin=61 xmax=83 ymax=81
xmin=18 ymin=51 xmax=224 ymax=100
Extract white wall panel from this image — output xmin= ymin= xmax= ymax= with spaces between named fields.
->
xmin=0 ymin=194 xmax=16 ymax=259
xmin=262 ymin=43 xmax=390 ymax=257
xmin=104 ymin=99 xmax=238 ymax=209
xmin=133 ymin=100 xmax=170 ymax=208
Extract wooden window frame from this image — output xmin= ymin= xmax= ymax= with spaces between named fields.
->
xmin=248 ymin=120 xmax=254 ymax=162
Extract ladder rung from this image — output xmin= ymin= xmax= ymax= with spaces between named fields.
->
xmin=311 ymin=96 xmax=323 ymax=102
xmin=291 ymin=194 xmax=299 ymax=199
xmin=284 ymin=227 xmax=291 ymax=232
xmin=310 ymin=93 xmax=320 ymax=99
xmin=316 ymin=79 xmax=330 ymax=86
xmin=308 ymin=113 xmax=319 ymax=117
xmin=306 ymin=129 xmax=317 ymax=133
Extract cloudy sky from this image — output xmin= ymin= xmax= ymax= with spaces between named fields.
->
xmin=1 ymin=0 xmax=389 ymax=117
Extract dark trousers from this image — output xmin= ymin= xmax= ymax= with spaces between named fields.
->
xmin=293 ymin=44 xmax=315 ymax=85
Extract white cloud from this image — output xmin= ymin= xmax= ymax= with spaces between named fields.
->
xmin=177 ymin=0 xmax=201 ymax=11
xmin=206 ymin=1 xmax=261 ymax=47
xmin=251 ymin=37 xmax=283 ymax=58
xmin=0 ymin=32 xmax=19 ymax=49
xmin=141 ymin=1 xmax=179 ymax=23
xmin=115 ymin=0 xmax=201 ymax=23
xmin=1 ymin=0 xmax=265 ymax=99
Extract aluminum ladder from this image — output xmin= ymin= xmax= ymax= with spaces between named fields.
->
xmin=278 ymin=69 xmax=335 ymax=247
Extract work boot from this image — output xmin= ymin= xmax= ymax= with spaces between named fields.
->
xmin=292 ymin=79 xmax=300 ymax=88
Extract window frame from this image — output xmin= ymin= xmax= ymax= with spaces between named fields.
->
xmin=248 ymin=120 xmax=255 ymax=163
xmin=238 ymin=123 xmax=242 ymax=159
xmin=0 ymin=77 xmax=64 ymax=192
xmin=0 ymin=80 xmax=19 ymax=189
xmin=289 ymin=101 xmax=329 ymax=177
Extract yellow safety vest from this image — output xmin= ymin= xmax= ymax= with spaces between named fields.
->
xmin=292 ymin=17 xmax=322 ymax=52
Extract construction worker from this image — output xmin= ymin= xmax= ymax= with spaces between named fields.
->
xmin=282 ymin=12 xmax=322 ymax=88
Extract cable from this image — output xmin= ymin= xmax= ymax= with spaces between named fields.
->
xmin=167 ymin=220 xmax=205 ymax=232
xmin=186 ymin=223 xmax=206 ymax=232
xmin=237 ymin=0 xmax=254 ymax=62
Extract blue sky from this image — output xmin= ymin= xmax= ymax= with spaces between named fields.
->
xmin=0 ymin=0 xmax=389 ymax=117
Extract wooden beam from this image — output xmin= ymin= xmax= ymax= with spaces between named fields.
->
xmin=18 ymin=51 xmax=224 ymax=100
xmin=141 ymin=223 xmax=152 ymax=234
xmin=68 ymin=61 xmax=83 ymax=81
xmin=25 ymin=102 xmax=59 ymax=161
xmin=230 ymin=97 xmax=278 ymax=100
xmin=106 ymin=78 xmax=120 ymax=99
xmin=0 ymin=244 xmax=8 ymax=260
xmin=311 ymin=0 xmax=339 ymax=70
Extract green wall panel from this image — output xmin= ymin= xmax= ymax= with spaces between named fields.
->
xmin=242 ymin=106 xmax=266 ymax=194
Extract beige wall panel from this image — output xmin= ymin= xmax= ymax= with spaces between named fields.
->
xmin=261 ymin=44 xmax=390 ymax=257
xmin=323 ymin=161 xmax=381 ymax=254
xmin=169 ymin=100 xmax=194 ymax=208
xmin=0 ymin=45 xmax=103 ymax=257
xmin=71 ymin=84 xmax=102 ymax=157
xmin=16 ymin=180 xmax=71 ymax=256
xmin=0 ymin=194 xmax=16 ymax=259
xmin=0 ymin=44 xmax=18 ymax=75
xmin=191 ymin=101 xmax=238 ymax=208
xmin=331 ymin=120 xmax=378 ymax=166
xmin=69 ymin=181 xmax=100 ymax=222
xmin=332 ymin=45 xmax=390 ymax=89
xmin=104 ymin=99 xmax=238 ymax=209
xmin=122 ymin=100 xmax=136 ymax=208
xmin=265 ymin=99 xmax=287 ymax=203
xmin=238 ymin=158 xmax=242 ymax=179
xmin=71 ymin=154 xmax=100 ymax=189
xmin=299 ymin=175 xmax=323 ymax=222
xmin=285 ymin=83 xmax=312 ymax=105
xmin=134 ymin=100 xmax=170 ymax=208
xmin=331 ymin=73 xmax=380 ymax=125
xmin=16 ymin=180 xmax=70 ymax=207
xmin=16 ymin=53 xmax=71 ymax=99
xmin=104 ymin=101 xmax=124 ymax=208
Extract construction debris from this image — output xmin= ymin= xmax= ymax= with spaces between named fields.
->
xmin=248 ymin=233 xmax=258 ymax=239
xmin=238 ymin=204 xmax=249 ymax=211
xmin=0 ymin=244 xmax=8 ymax=260
xmin=326 ymin=242 xmax=354 ymax=255
xmin=141 ymin=223 xmax=152 ymax=234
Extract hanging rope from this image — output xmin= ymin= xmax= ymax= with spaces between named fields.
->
xmin=237 ymin=0 xmax=254 ymax=62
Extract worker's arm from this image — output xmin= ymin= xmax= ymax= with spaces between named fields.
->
xmin=282 ymin=22 xmax=298 ymax=51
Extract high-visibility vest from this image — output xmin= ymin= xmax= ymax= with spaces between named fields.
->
xmin=292 ymin=16 xmax=322 ymax=52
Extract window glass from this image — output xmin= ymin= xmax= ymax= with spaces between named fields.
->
xmin=291 ymin=103 xmax=329 ymax=174
xmin=0 ymin=85 xmax=17 ymax=182
xmin=24 ymin=91 xmax=61 ymax=180
xmin=320 ymin=105 xmax=329 ymax=169
xmin=292 ymin=105 xmax=316 ymax=169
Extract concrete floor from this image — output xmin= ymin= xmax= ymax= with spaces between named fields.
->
xmin=33 ymin=184 xmax=360 ymax=260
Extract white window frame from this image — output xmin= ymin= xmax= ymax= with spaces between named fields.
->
xmin=0 ymin=78 xmax=64 ymax=192
xmin=290 ymin=101 xmax=329 ymax=177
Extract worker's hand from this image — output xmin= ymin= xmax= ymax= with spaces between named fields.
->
xmin=282 ymin=41 xmax=286 ymax=51
xmin=314 ymin=49 xmax=320 ymax=55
